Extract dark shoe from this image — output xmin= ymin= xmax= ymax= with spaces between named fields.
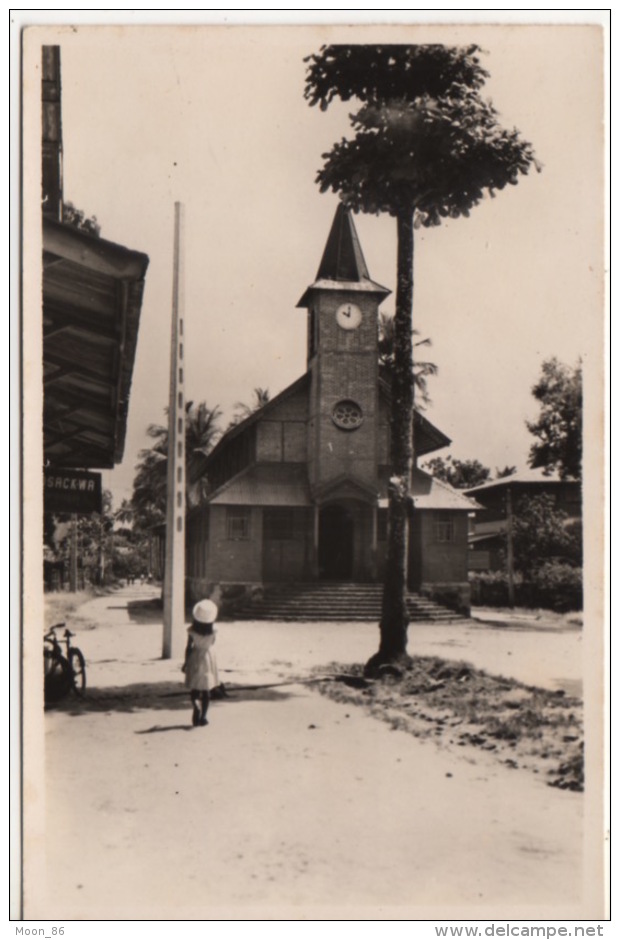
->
xmin=199 ymin=717 xmax=209 ymax=726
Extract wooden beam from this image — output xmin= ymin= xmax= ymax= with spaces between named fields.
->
xmin=44 ymin=426 xmax=88 ymax=449
xmin=44 ymin=366 xmax=72 ymax=387
xmin=44 ymin=317 xmax=117 ymax=345
xmin=43 ymin=404 xmax=85 ymax=424
xmin=46 ymin=440 xmax=114 ymax=469
xmin=44 ymin=353 xmax=112 ymax=387
xmin=43 ymin=216 xmax=149 ymax=280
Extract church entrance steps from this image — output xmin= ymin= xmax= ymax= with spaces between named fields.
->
xmin=230 ymin=583 xmax=469 ymax=623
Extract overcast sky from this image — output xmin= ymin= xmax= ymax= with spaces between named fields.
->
xmin=26 ymin=22 xmax=604 ymax=505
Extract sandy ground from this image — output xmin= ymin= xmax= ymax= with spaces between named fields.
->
xmin=30 ymin=584 xmax=593 ymax=920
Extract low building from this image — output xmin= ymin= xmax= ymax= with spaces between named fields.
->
xmin=464 ymin=468 xmax=581 ymax=571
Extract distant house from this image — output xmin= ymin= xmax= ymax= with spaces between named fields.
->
xmin=183 ymin=204 xmax=478 ymax=613
xmin=464 ymin=468 xmax=581 ymax=572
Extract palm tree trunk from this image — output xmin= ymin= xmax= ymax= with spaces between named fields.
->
xmin=366 ymin=207 xmax=415 ymax=672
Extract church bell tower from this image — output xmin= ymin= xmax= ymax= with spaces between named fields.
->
xmin=297 ymin=204 xmax=390 ymax=495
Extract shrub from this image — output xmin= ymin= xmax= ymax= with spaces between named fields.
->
xmin=470 ymin=564 xmax=582 ymax=612
xmin=531 ymin=561 xmax=582 ymax=612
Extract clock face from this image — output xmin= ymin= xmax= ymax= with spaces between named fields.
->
xmin=336 ymin=302 xmax=362 ymax=330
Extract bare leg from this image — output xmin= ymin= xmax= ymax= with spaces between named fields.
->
xmin=199 ymin=690 xmax=209 ymax=725
xmin=190 ymin=691 xmax=201 ymax=726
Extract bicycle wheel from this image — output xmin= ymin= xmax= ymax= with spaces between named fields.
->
xmin=44 ymin=654 xmax=72 ymax=704
xmin=69 ymin=648 xmax=86 ymax=695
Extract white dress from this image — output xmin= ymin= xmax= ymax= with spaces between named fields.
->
xmin=184 ymin=628 xmax=219 ymax=691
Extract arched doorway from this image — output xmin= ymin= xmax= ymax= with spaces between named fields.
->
xmin=318 ymin=504 xmax=354 ymax=580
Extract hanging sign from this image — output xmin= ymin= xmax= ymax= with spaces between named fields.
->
xmin=44 ymin=468 xmax=103 ymax=514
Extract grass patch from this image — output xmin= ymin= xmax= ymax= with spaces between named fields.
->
xmin=44 ymin=587 xmax=115 ymax=631
xmin=314 ymin=656 xmax=583 ymax=792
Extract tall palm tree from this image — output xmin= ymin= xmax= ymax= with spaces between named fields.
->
xmin=131 ymin=401 xmax=222 ymax=528
xmin=114 ymin=498 xmax=135 ymax=527
xmin=229 ymin=387 xmax=270 ymax=428
xmin=185 ymin=401 xmax=223 ymax=505
xmin=378 ymin=312 xmax=438 ymax=409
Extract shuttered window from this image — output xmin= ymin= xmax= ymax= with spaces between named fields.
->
xmin=435 ymin=516 xmax=454 ymax=543
xmin=226 ymin=508 xmax=251 ymax=540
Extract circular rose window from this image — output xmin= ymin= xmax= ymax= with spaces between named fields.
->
xmin=332 ymin=399 xmax=364 ymax=430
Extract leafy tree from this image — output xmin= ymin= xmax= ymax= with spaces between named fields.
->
xmin=495 ymin=465 xmax=517 ymax=479
xmin=423 ymin=455 xmax=491 ymax=489
xmin=132 ymin=439 xmax=168 ymax=531
xmin=115 ymin=498 xmax=135 ymax=526
xmin=305 ymin=44 xmax=539 ymax=670
xmin=229 ymin=387 xmax=271 ymax=429
xmin=131 ymin=401 xmax=222 ymax=529
xmin=378 ymin=312 xmax=437 ymax=408
xmin=62 ymin=201 xmax=101 ymax=237
xmin=527 ymin=358 xmax=582 ymax=480
xmin=512 ymin=493 xmax=581 ymax=577
xmin=44 ymin=491 xmax=153 ymax=587
xmin=531 ymin=561 xmax=582 ymax=613
xmin=51 ymin=490 xmax=113 ymax=585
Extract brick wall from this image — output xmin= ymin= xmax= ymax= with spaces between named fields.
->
xmin=419 ymin=511 xmax=469 ymax=583
xmin=309 ymin=291 xmax=380 ymax=489
xmin=204 ymin=505 xmax=263 ymax=583
xmin=255 ymin=387 xmax=308 ymax=463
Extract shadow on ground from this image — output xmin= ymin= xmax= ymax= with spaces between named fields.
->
xmin=102 ymin=596 xmax=164 ymax=625
xmin=468 ymin=617 xmax=581 ymax=634
xmin=44 ymin=681 xmax=299 ymax=715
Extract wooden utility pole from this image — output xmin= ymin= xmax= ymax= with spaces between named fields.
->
xmin=506 ymin=485 xmax=515 ymax=608
xmin=69 ymin=514 xmax=78 ymax=591
xmin=162 ymin=203 xmax=186 ymax=659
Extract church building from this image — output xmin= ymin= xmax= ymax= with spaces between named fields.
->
xmin=186 ymin=205 xmax=477 ymax=615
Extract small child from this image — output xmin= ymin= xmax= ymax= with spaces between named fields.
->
xmin=182 ymin=599 xmax=219 ymax=727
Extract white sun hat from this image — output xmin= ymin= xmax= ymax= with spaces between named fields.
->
xmin=192 ymin=599 xmax=219 ymax=624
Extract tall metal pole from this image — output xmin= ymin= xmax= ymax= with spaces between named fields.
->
xmin=162 ymin=203 xmax=186 ymax=658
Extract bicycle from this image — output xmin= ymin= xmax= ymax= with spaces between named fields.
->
xmin=44 ymin=624 xmax=87 ymax=704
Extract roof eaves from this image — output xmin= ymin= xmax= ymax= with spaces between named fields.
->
xmin=205 ymin=463 xmax=254 ymax=504
xmin=420 ymin=471 xmax=483 ymax=510
xmin=296 ymin=277 xmax=391 ymax=309
xmin=462 ymin=470 xmax=571 ymax=496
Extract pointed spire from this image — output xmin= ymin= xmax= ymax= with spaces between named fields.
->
xmin=316 ymin=203 xmax=369 ymax=281
xmin=297 ymin=203 xmax=390 ymax=308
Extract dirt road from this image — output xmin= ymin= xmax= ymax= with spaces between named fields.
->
xmin=29 ymin=585 xmax=594 ymax=920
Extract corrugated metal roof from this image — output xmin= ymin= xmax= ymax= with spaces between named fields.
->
xmin=463 ymin=467 xmax=577 ymax=496
xmin=210 ymin=462 xmax=478 ymax=512
xmin=297 ymin=277 xmax=390 ymax=308
xmin=43 ymin=218 xmax=149 ymax=469
xmin=378 ymin=468 xmax=481 ymax=511
xmin=209 ymin=463 xmax=312 ymax=506
xmin=469 ymin=531 xmax=503 ymax=545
